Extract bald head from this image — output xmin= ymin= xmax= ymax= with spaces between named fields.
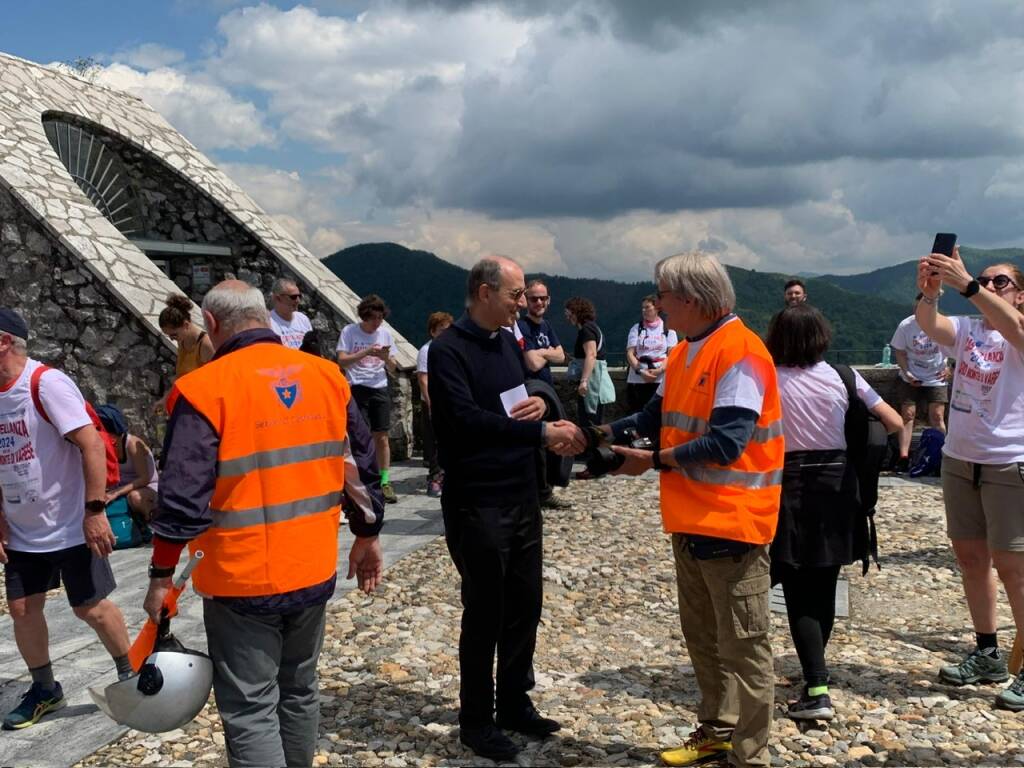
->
xmin=202 ymin=279 xmax=271 ymax=349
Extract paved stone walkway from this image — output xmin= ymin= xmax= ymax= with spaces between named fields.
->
xmin=0 ymin=461 xmax=441 ymax=768
xmin=6 ymin=469 xmax=1024 ymax=767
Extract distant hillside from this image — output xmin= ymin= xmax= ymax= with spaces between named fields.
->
xmin=817 ymin=247 xmax=1024 ymax=316
xmin=323 ymin=243 xmax=912 ymax=363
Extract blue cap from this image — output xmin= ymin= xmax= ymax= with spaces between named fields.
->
xmin=0 ymin=309 xmax=28 ymax=340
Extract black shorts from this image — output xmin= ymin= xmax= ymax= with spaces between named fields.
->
xmin=351 ymin=384 xmax=392 ymax=433
xmin=4 ymin=544 xmax=116 ymax=607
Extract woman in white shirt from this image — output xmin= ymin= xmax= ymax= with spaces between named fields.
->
xmin=917 ymin=251 xmax=1024 ymax=710
xmin=624 ymin=295 xmax=678 ymax=412
xmin=766 ymin=305 xmax=900 ymax=722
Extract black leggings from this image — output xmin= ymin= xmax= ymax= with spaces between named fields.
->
xmin=776 ymin=563 xmax=841 ymax=688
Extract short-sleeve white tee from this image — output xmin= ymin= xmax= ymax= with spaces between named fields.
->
xmin=943 ymin=316 xmax=1024 ymax=464
xmin=776 ymin=362 xmax=883 ymax=452
xmin=336 ymin=323 xmax=393 ymax=389
xmin=0 ymin=360 xmax=93 ymax=553
xmin=626 ymin=319 xmax=678 ymax=384
xmin=890 ymin=315 xmax=947 ymax=386
xmin=270 ymin=309 xmax=313 ymax=350
xmin=416 ymin=341 xmax=431 ymax=374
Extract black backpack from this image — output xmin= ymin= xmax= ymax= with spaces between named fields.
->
xmin=831 ymin=363 xmax=889 ymax=574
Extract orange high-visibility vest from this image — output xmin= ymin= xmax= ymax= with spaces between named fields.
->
xmin=172 ymin=342 xmax=350 ymax=597
xmin=659 ymin=318 xmax=784 ymax=544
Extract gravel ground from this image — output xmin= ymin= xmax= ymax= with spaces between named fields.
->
xmin=77 ymin=475 xmax=1024 ymax=767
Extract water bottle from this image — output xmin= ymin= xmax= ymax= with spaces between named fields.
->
xmin=881 ymin=344 xmax=892 ymax=366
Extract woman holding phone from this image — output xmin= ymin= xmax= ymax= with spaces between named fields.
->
xmin=917 ymin=247 xmax=1024 ymax=711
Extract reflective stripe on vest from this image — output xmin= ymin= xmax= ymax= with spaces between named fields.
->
xmin=217 ymin=439 xmax=349 ymax=477
xmin=671 ymin=464 xmax=783 ymax=490
xmin=211 ymin=489 xmax=344 ymax=530
xmin=663 ymin=410 xmax=784 ymax=444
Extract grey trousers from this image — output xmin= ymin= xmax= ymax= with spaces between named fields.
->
xmin=203 ymin=599 xmax=327 ymax=768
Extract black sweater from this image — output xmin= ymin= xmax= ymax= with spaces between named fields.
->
xmin=428 ymin=313 xmax=544 ymax=504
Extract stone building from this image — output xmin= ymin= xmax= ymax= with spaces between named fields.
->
xmin=0 ymin=52 xmax=417 ymax=456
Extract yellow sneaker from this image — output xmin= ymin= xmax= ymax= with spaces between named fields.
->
xmin=660 ymin=726 xmax=732 ymax=766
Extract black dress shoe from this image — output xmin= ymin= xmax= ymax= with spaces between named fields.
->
xmin=460 ymin=724 xmax=519 ymax=761
xmin=496 ymin=707 xmax=562 ymax=736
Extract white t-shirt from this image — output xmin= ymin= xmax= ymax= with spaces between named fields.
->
xmin=270 ymin=309 xmax=313 ymax=350
xmin=890 ymin=315 xmax=947 ymax=386
xmin=626 ymin=319 xmax=679 ymax=384
xmin=416 ymin=341 xmax=431 ymax=374
xmin=943 ymin=316 xmax=1024 ymax=464
xmin=656 ymin=318 xmax=766 ymax=415
xmin=776 ymin=362 xmax=883 ymax=452
xmin=336 ymin=323 xmax=393 ymax=389
xmin=0 ymin=360 xmax=93 ymax=553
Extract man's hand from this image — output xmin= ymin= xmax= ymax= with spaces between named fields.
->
xmin=510 ymin=396 xmax=546 ymax=421
xmin=610 ymin=445 xmax=655 ymax=476
xmin=0 ymin=514 xmax=9 ymax=565
xmin=546 ymin=420 xmax=585 ymax=455
xmin=83 ymin=512 xmax=116 ymax=558
xmin=144 ymin=577 xmax=172 ymax=624
xmin=347 ymin=535 xmax=383 ymax=594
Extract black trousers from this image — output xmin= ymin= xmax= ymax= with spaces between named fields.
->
xmin=442 ymin=496 xmax=544 ymax=727
xmin=775 ymin=562 xmax=841 ymax=688
xmin=626 ymin=382 xmax=659 ymax=413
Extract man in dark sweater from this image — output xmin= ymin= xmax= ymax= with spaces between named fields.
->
xmin=428 ymin=256 xmax=579 ymax=762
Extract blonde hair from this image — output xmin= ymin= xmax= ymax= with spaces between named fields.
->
xmin=655 ymin=251 xmax=735 ymax=319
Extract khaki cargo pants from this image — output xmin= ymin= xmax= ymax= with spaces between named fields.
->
xmin=672 ymin=536 xmax=773 ymax=768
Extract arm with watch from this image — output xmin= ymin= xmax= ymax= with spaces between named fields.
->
xmin=584 ymin=395 xmax=760 ymax=476
xmin=918 ymin=246 xmax=1024 ymax=355
xmin=66 ymin=423 xmax=117 ymax=558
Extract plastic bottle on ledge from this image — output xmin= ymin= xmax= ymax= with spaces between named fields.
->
xmin=881 ymin=344 xmax=892 ymax=366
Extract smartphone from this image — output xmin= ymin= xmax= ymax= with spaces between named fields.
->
xmin=931 ymin=232 xmax=957 ymax=257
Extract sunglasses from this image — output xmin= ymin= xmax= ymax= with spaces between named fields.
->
xmin=279 ymin=293 xmax=301 ymax=300
xmin=977 ymin=275 xmax=1019 ymax=291
xmin=501 ymin=287 xmax=527 ymax=301
xmin=527 ymin=295 xmax=550 ymax=303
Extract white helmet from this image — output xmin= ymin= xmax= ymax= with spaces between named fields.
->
xmin=91 ymin=636 xmax=213 ymax=733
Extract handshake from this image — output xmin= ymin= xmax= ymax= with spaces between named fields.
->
xmin=545 ymin=423 xmax=657 ymax=479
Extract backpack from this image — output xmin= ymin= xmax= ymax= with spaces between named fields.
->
xmin=830 ymin=363 xmax=889 ymax=575
xmin=30 ymin=365 xmax=121 ymax=489
xmin=909 ymin=427 xmax=945 ymax=478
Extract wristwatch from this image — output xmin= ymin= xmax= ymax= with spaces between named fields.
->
xmin=84 ymin=499 xmax=106 ymax=514
xmin=960 ymin=279 xmax=980 ymax=298
xmin=651 ymin=450 xmax=667 ymax=472
xmin=148 ymin=563 xmax=175 ymax=579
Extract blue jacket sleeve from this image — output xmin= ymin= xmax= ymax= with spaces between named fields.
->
xmin=610 ymin=394 xmax=664 ymax=440
xmin=343 ymin=397 xmax=385 ymax=537
xmin=672 ymin=406 xmax=759 ymax=466
xmin=151 ymin=395 xmax=218 ymax=542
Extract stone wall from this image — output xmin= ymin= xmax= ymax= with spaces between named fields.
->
xmin=0 ymin=183 xmax=175 ymax=445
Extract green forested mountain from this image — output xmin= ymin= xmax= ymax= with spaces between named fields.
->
xmin=817 ymin=248 xmax=1024 ymax=317
xmin=323 ymin=242 xmax=921 ymax=363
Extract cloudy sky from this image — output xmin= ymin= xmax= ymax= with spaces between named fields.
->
xmin=5 ymin=1 xmax=1024 ymax=279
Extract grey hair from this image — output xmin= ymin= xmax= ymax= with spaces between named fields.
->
xmin=271 ymin=277 xmax=297 ymax=295
xmin=467 ymin=258 xmax=504 ymax=301
xmin=655 ymin=251 xmax=736 ymax=319
xmin=8 ymin=334 xmax=27 ymax=355
xmin=202 ymin=282 xmax=270 ymax=334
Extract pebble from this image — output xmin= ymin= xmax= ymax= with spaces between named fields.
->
xmin=75 ymin=476 xmax=1024 ymax=767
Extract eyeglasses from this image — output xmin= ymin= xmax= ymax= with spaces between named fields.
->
xmin=527 ymin=295 xmax=550 ymax=303
xmin=279 ymin=293 xmax=301 ymax=301
xmin=977 ymin=274 xmax=1019 ymax=291
xmin=502 ymin=287 xmax=527 ymax=301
